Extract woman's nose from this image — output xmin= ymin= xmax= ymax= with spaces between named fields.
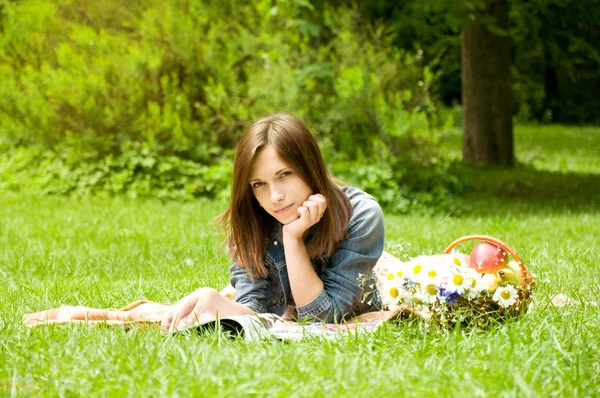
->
xmin=270 ymin=187 xmax=284 ymax=204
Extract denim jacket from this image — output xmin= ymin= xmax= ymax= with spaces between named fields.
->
xmin=229 ymin=186 xmax=384 ymax=323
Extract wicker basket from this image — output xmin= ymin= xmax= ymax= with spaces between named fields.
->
xmin=440 ymin=235 xmax=535 ymax=325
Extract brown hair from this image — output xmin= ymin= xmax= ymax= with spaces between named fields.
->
xmin=217 ymin=113 xmax=352 ymax=280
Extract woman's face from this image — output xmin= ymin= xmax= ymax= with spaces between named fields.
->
xmin=249 ymin=144 xmax=313 ymax=225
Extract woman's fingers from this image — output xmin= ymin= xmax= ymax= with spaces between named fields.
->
xmin=161 ymin=294 xmax=195 ymax=332
xmin=308 ymin=194 xmax=327 ymax=217
xmin=304 ymin=201 xmax=320 ymax=224
xmin=162 ymin=307 xmax=192 ymax=332
xmin=161 ymin=288 xmax=218 ymax=332
xmin=299 ymin=206 xmax=313 ymax=228
xmin=160 ymin=312 xmax=173 ymax=332
xmin=161 ymin=309 xmax=181 ymax=332
xmin=308 ymin=193 xmax=327 ymax=207
xmin=183 ymin=300 xmax=209 ymax=326
xmin=303 ymin=195 xmax=327 ymax=224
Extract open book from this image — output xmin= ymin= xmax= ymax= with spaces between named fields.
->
xmin=171 ymin=310 xmax=402 ymax=341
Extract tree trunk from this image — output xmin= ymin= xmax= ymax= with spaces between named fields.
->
xmin=461 ymin=0 xmax=514 ymax=166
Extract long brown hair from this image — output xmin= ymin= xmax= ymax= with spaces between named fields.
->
xmin=217 ymin=113 xmax=352 ymax=280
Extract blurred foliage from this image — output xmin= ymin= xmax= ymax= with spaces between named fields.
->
xmin=510 ymin=0 xmax=600 ymax=124
xmin=356 ymin=0 xmax=600 ymax=124
xmin=0 ymin=0 xmax=463 ymax=212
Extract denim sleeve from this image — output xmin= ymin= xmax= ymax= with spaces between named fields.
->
xmin=229 ymin=262 xmax=270 ymax=314
xmin=295 ymin=197 xmax=385 ymax=323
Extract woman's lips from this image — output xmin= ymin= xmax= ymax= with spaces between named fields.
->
xmin=274 ymin=204 xmax=293 ymax=214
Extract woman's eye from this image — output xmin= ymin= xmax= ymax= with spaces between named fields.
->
xmin=252 ymin=182 xmax=263 ymax=189
xmin=281 ymin=171 xmax=291 ymax=178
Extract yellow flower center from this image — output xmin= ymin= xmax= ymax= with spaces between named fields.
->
xmin=470 ymin=278 xmax=476 ymax=287
xmin=389 ymin=287 xmax=399 ymax=298
xmin=500 ymin=290 xmax=511 ymax=300
xmin=387 ymin=273 xmax=394 ymax=281
xmin=426 ymin=284 xmax=437 ymax=295
xmin=452 ymin=275 xmax=464 ymax=286
xmin=453 ymin=257 xmax=461 ymax=266
xmin=428 ymin=270 xmax=437 ymax=278
xmin=413 ymin=265 xmax=423 ymax=274
xmin=397 ymin=271 xmax=404 ymax=278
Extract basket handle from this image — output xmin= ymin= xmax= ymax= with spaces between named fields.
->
xmin=443 ymin=235 xmax=534 ymax=292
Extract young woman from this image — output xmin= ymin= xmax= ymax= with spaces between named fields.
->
xmin=161 ymin=113 xmax=384 ymax=331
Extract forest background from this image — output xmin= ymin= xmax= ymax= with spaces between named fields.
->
xmin=0 ymin=0 xmax=599 ymax=212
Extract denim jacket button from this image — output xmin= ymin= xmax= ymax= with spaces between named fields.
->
xmin=274 ymin=240 xmax=278 ymax=246
xmin=278 ymin=298 xmax=285 ymax=305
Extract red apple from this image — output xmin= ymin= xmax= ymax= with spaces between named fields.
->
xmin=469 ymin=242 xmax=508 ymax=274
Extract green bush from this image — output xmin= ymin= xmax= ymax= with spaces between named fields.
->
xmin=0 ymin=144 xmax=234 ymax=200
xmin=0 ymin=0 xmax=463 ymax=213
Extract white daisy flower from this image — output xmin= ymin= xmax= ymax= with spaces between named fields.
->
xmin=463 ymin=277 xmax=483 ymax=299
xmin=422 ymin=265 xmax=444 ymax=286
xmin=419 ymin=283 xmax=440 ymax=305
xmin=380 ymin=278 xmax=399 ymax=306
xmin=459 ymin=268 xmax=483 ymax=298
xmin=382 ymin=286 xmax=400 ymax=307
xmin=492 ymin=285 xmax=519 ymax=308
xmin=444 ymin=251 xmax=464 ymax=268
xmin=445 ymin=271 xmax=472 ymax=295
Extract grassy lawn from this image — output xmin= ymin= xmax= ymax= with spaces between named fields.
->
xmin=1 ymin=125 xmax=599 ymax=396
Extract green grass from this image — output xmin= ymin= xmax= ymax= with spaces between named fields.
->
xmin=442 ymin=125 xmax=600 ymax=212
xmin=1 ymin=125 xmax=599 ymax=396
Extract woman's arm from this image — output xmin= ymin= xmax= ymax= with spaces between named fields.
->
xmin=229 ymin=262 xmax=271 ymax=313
xmin=281 ymin=194 xmax=328 ymax=307
xmin=294 ymin=195 xmax=384 ymax=323
xmin=283 ymin=236 xmax=325 ymax=307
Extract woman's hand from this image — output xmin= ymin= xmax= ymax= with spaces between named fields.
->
xmin=160 ymin=287 xmax=218 ymax=332
xmin=282 ymin=193 xmax=327 ymax=241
